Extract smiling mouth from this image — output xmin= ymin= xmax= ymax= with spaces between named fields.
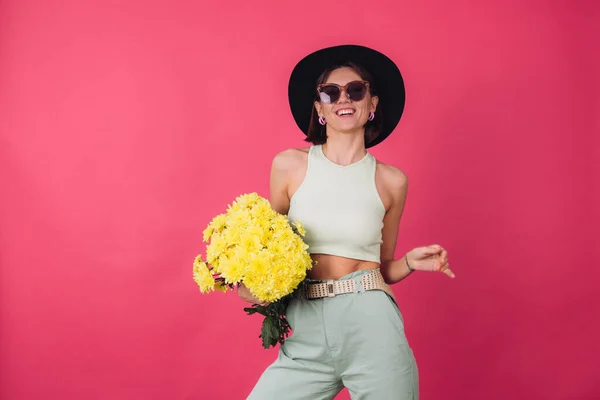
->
xmin=336 ymin=109 xmax=355 ymax=117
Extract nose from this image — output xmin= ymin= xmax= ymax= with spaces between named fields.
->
xmin=336 ymin=88 xmax=351 ymax=104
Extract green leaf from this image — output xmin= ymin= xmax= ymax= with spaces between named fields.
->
xmin=260 ymin=317 xmax=273 ymax=348
xmin=243 ymin=306 xmax=258 ymax=315
xmin=244 ymin=295 xmax=294 ymax=349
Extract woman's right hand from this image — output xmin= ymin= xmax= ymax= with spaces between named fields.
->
xmin=237 ymin=283 xmax=271 ymax=306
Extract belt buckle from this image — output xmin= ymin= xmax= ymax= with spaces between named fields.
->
xmin=326 ymin=280 xmax=335 ymax=297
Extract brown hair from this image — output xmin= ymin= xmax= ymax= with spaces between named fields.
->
xmin=305 ymin=61 xmax=383 ymax=147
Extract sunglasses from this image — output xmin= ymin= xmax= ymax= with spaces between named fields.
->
xmin=316 ymin=80 xmax=370 ymax=104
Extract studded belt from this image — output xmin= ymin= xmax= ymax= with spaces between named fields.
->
xmin=296 ymin=269 xmax=394 ymax=300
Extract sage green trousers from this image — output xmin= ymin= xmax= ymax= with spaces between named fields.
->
xmin=247 ymin=269 xmax=419 ymax=400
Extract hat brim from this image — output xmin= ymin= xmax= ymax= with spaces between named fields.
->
xmin=288 ymin=44 xmax=405 ymax=148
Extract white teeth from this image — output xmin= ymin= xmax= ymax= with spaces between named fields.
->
xmin=337 ymin=109 xmax=354 ymax=116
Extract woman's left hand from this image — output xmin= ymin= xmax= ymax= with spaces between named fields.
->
xmin=406 ymin=244 xmax=455 ymax=279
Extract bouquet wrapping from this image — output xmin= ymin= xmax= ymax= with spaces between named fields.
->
xmin=193 ymin=193 xmax=314 ymax=348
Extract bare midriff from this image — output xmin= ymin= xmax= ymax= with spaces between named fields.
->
xmin=307 ymin=253 xmax=380 ymax=280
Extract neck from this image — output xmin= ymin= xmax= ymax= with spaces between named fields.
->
xmin=321 ymin=130 xmax=367 ymax=166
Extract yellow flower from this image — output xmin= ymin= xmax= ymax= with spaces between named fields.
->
xmin=194 ymin=192 xmax=314 ymax=303
xmin=203 ymin=214 xmax=227 ymax=242
xmin=227 ymin=202 xmax=241 ymax=214
xmin=193 ymin=256 xmax=215 ymax=293
xmin=271 ymin=214 xmax=291 ymax=231
xmin=274 ymin=229 xmax=294 ymax=249
xmin=206 ymin=232 xmax=227 ymax=267
xmin=251 ymin=198 xmax=277 ymax=220
xmin=212 ymin=214 xmax=227 ymax=231
xmin=222 ymin=226 xmax=241 ymax=248
xmin=235 ymin=192 xmax=261 ymax=209
xmin=202 ymin=226 xmax=214 ymax=242
xmin=242 ymin=244 xmax=313 ymax=303
xmin=215 ymin=280 xmax=228 ymax=293
xmin=219 ymin=246 xmax=249 ymax=284
xmin=240 ymin=226 xmax=263 ymax=252
xmin=227 ymin=209 xmax=252 ymax=230
xmin=291 ymin=221 xmax=306 ymax=236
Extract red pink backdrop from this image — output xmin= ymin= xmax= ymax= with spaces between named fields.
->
xmin=1 ymin=1 xmax=598 ymax=399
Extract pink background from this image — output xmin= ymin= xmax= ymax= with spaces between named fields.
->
xmin=1 ymin=1 xmax=598 ymax=399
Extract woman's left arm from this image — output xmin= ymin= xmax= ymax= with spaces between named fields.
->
xmin=378 ymin=164 xmax=412 ymax=285
xmin=377 ymin=165 xmax=455 ymax=284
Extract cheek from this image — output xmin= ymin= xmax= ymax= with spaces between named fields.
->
xmin=358 ymin=104 xmax=371 ymax=117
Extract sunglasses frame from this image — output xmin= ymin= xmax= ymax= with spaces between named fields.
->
xmin=316 ymin=80 xmax=371 ymax=104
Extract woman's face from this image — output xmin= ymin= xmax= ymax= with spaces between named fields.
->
xmin=314 ymin=67 xmax=378 ymax=136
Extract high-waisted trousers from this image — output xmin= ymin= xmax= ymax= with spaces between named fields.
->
xmin=247 ymin=269 xmax=419 ymax=400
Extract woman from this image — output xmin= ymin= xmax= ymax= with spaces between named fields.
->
xmin=240 ymin=44 xmax=455 ymax=400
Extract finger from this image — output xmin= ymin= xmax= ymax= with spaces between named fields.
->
xmin=440 ymin=249 xmax=448 ymax=264
xmin=422 ymin=244 xmax=443 ymax=256
xmin=434 ymin=256 xmax=451 ymax=272
xmin=425 ymin=256 xmax=447 ymax=272
xmin=440 ymin=256 xmax=450 ymax=269
xmin=437 ymin=253 xmax=450 ymax=268
xmin=432 ymin=255 xmax=448 ymax=270
xmin=443 ymin=267 xmax=456 ymax=279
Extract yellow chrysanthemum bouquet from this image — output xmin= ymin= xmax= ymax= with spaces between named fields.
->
xmin=193 ymin=192 xmax=314 ymax=348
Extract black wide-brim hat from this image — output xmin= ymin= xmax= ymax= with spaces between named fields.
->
xmin=288 ymin=44 xmax=405 ymax=148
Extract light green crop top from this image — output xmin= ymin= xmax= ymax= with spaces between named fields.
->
xmin=287 ymin=145 xmax=386 ymax=263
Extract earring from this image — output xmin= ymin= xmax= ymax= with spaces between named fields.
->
xmin=368 ymin=112 xmax=375 ymax=121
xmin=319 ymin=115 xmax=326 ymax=125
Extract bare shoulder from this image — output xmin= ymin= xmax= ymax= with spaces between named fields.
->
xmin=376 ymin=159 xmax=408 ymax=192
xmin=270 ymin=147 xmax=311 ymax=210
xmin=271 ymin=147 xmax=310 ymax=172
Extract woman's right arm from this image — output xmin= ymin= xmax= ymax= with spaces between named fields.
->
xmin=268 ymin=149 xmax=295 ymax=215
xmin=237 ymin=150 xmax=293 ymax=305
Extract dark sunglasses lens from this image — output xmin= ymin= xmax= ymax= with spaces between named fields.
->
xmin=347 ymin=82 xmax=367 ymax=101
xmin=318 ymin=86 xmax=340 ymax=103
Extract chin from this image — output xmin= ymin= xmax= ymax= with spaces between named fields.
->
xmin=336 ymin=123 xmax=364 ymax=133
